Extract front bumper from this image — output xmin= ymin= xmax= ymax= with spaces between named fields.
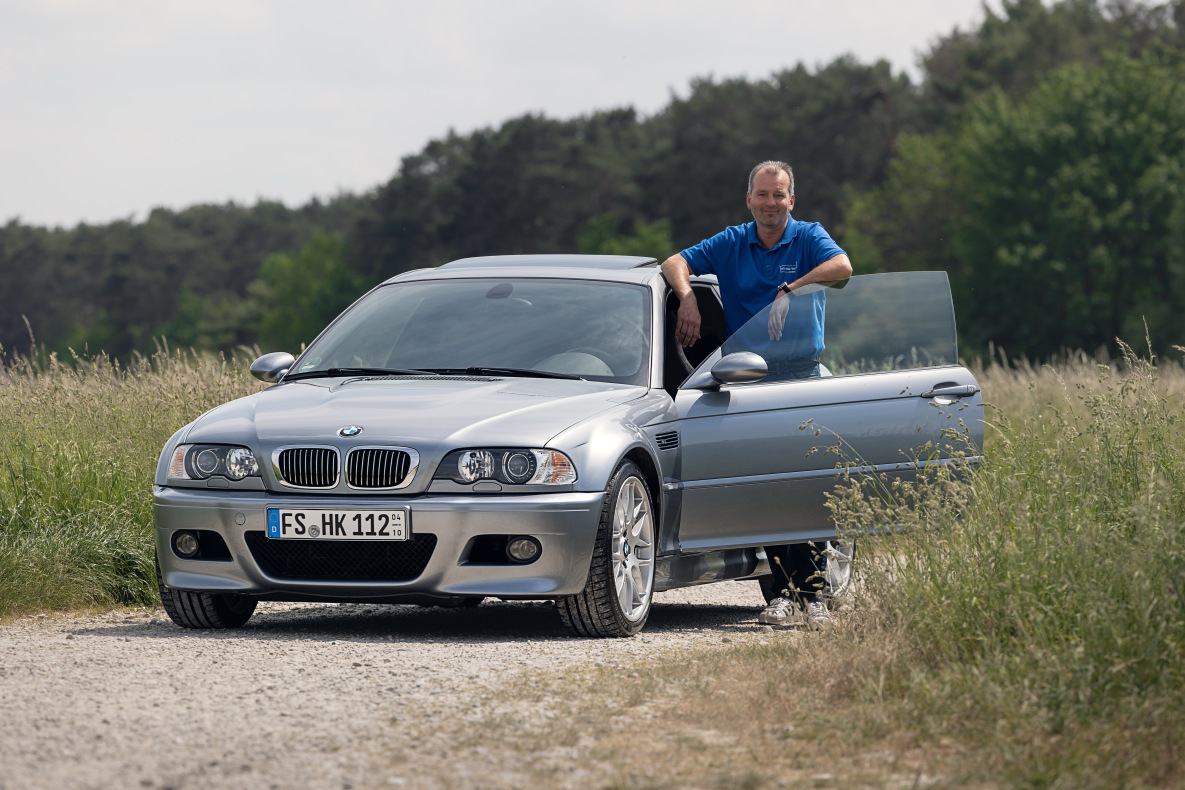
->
xmin=153 ymin=486 xmax=605 ymax=600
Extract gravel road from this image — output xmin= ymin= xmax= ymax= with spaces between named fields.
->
xmin=0 ymin=581 xmax=786 ymax=790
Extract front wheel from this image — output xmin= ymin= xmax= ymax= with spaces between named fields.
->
xmin=156 ymin=555 xmax=256 ymax=629
xmin=557 ymin=461 xmax=655 ymax=637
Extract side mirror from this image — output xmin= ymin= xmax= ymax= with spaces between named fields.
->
xmin=683 ymin=352 xmax=768 ymax=390
xmin=712 ymin=352 xmax=768 ymax=383
xmin=250 ymin=352 xmax=295 ymax=383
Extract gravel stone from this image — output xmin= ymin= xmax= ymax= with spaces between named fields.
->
xmin=0 ymin=581 xmax=774 ymax=789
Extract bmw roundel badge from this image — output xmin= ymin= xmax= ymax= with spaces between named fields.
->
xmin=338 ymin=425 xmax=363 ymax=438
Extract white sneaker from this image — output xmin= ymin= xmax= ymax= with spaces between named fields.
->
xmin=757 ymin=596 xmax=796 ymax=626
xmin=803 ymin=599 xmax=832 ymax=627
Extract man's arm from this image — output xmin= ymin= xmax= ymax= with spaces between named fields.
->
xmin=783 ymin=253 xmax=852 ymax=291
xmin=768 ymin=254 xmax=853 ymax=341
xmin=660 ymin=253 xmax=702 ymax=347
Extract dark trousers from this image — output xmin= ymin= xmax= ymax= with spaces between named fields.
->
xmin=766 ymin=358 xmax=821 ymax=380
xmin=765 ymin=542 xmax=825 ymax=603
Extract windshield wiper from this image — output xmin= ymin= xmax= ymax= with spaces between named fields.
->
xmin=462 ymin=366 xmax=584 ymax=380
xmin=284 ymin=366 xmax=432 ymax=381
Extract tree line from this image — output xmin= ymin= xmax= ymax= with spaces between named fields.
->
xmin=3 ymin=0 xmax=1183 ymax=361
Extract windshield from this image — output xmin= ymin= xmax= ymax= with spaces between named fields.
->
xmin=720 ymin=271 xmax=959 ymax=377
xmin=293 ymin=278 xmax=652 ymax=386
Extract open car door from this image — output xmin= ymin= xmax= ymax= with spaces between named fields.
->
xmin=670 ymin=271 xmax=984 ymax=552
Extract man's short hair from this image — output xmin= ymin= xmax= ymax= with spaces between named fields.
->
xmin=748 ymin=161 xmax=795 ymax=195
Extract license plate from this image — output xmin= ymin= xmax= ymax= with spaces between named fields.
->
xmin=266 ymin=508 xmax=409 ymax=540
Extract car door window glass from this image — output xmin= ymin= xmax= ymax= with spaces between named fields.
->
xmin=720 ymin=271 xmax=959 ymax=379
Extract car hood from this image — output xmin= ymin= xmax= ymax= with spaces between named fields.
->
xmin=184 ymin=375 xmax=645 ymax=449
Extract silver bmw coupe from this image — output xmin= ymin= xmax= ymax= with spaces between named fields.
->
xmin=153 ymin=255 xmax=983 ymax=636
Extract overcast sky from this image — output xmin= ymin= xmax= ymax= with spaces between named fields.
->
xmin=0 ymin=0 xmax=1000 ymax=229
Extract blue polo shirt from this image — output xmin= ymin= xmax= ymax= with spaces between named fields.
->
xmin=681 ymin=217 xmax=845 ymax=361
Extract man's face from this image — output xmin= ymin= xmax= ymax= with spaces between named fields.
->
xmin=746 ymin=170 xmax=795 ymax=231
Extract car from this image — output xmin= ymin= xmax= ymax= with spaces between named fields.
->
xmin=153 ymin=255 xmax=983 ymax=637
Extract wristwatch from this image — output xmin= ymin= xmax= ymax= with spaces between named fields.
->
xmin=777 ymin=282 xmax=793 ymax=295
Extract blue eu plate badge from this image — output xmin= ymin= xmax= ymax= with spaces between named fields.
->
xmin=267 ymin=509 xmax=281 ymax=538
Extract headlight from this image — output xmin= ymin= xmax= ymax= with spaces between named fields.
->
xmin=225 ymin=447 xmax=260 ymax=480
xmin=457 ymin=450 xmax=496 ymax=483
xmin=435 ymin=448 xmax=576 ymax=485
xmin=168 ymin=444 xmax=260 ymax=481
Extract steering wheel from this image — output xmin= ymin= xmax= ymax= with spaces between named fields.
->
xmin=568 ymin=347 xmax=618 ymax=371
xmin=673 ymin=340 xmax=694 ymax=374
xmin=570 ymin=322 xmax=649 ymax=376
xmin=664 ymin=310 xmax=696 ymax=375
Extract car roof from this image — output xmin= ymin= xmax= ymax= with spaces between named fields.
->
xmin=438 ymin=254 xmax=658 ymax=270
xmin=382 ymin=255 xmax=671 ymax=287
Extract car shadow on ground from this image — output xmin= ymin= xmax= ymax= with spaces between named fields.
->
xmin=68 ymin=598 xmax=775 ymax=644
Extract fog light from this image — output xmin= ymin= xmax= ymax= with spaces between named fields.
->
xmin=173 ymin=531 xmax=200 ymax=558
xmin=506 ymin=536 xmax=541 ymax=563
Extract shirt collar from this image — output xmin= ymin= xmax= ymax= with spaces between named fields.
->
xmin=747 ymin=215 xmax=798 ymax=250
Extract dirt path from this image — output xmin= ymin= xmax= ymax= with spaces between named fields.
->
xmin=0 ymin=581 xmax=784 ymax=790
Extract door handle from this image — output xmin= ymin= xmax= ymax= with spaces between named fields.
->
xmin=920 ymin=383 xmax=980 ymax=399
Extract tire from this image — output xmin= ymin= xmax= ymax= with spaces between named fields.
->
xmin=156 ymin=555 xmax=256 ymax=629
xmin=757 ymin=539 xmax=856 ymax=606
xmin=557 ymin=461 xmax=656 ymax=637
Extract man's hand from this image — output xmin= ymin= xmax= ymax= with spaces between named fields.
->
xmin=768 ymin=291 xmax=792 ymax=340
xmin=676 ymin=297 xmax=702 ymax=347
xmin=660 ymin=254 xmax=702 ymax=347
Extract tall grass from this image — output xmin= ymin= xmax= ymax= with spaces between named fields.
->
xmin=828 ymin=341 xmax=1185 ymax=786
xmin=0 ymin=345 xmax=262 ymax=617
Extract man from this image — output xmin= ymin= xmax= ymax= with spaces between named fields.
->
xmin=660 ymin=160 xmax=852 ymax=627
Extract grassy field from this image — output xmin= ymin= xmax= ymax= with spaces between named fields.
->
xmin=3 ymin=342 xmax=1184 ymax=786
xmin=0 ymin=345 xmax=263 ymax=615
